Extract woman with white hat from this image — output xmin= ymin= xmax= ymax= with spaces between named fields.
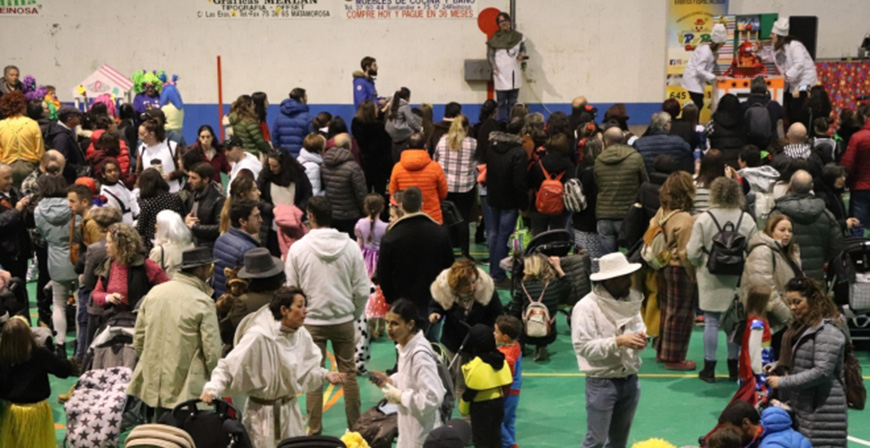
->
xmin=756 ymin=18 xmax=818 ymax=125
xmin=682 ymin=23 xmax=728 ymax=110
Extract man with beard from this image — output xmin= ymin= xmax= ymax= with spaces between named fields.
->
xmin=353 ymin=56 xmax=382 ymax=111
xmin=571 ymin=252 xmax=647 ymax=448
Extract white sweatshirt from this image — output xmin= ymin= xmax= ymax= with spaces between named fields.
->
xmin=284 ymin=228 xmax=370 ymax=326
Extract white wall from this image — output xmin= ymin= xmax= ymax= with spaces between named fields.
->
xmin=1 ymin=0 xmax=865 ymax=106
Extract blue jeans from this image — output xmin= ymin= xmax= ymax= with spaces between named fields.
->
xmin=496 ymin=89 xmax=520 ymax=123
xmin=597 ymin=219 xmax=623 ymax=255
xmin=488 ymin=208 xmax=519 ymax=281
xmin=703 ymin=311 xmax=739 ymax=362
xmin=75 ymin=287 xmax=91 ymax=360
xmin=582 ymin=375 xmax=640 ymax=448
xmin=480 ymin=194 xmax=494 ymax=250
xmin=850 ymin=190 xmax=870 ymax=237
xmin=501 ymin=393 xmax=519 ymax=447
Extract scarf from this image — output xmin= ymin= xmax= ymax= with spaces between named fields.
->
xmin=487 ymin=30 xmax=523 ymax=50
xmin=776 ymin=321 xmax=811 ymax=374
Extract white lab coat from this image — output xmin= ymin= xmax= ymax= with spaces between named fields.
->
xmin=681 ymin=44 xmax=718 ymax=94
xmin=758 ymin=40 xmax=817 ymax=89
xmin=388 ymin=331 xmax=445 ymax=448
xmin=571 ymin=285 xmax=646 ymax=378
xmin=203 ymin=307 xmax=328 ymax=448
xmin=493 ymin=37 xmax=526 ymax=91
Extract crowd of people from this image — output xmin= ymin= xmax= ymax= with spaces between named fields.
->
xmin=0 ymin=14 xmax=867 ymax=448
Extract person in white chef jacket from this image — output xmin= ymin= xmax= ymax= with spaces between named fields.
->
xmin=200 ymin=286 xmax=346 ymax=448
xmin=756 ymin=18 xmax=818 ymax=124
xmin=487 ymin=12 xmax=528 ymax=123
xmin=369 ymin=299 xmax=446 ymax=448
xmin=682 ymin=23 xmax=728 ymax=110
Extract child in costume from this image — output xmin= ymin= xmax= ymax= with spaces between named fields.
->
xmin=739 ymin=285 xmax=774 ymax=394
xmin=459 ymin=323 xmax=513 ymax=448
xmin=495 ymin=315 xmax=523 ymax=448
xmin=356 ymin=194 xmax=388 ymax=339
xmin=0 ymin=317 xmax=74 ymax=448
xmin=98 ymin=158 xmax=139 ymax=225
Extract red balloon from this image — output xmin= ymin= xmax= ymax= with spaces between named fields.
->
xmin=478 ymin=7 xmax=501 ymax=39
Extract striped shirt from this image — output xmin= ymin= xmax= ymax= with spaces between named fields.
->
xmin=434 ymin=135 xmax=477 ymax=193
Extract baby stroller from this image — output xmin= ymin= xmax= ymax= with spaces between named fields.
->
xmin=83 ymin=311 xmax=138 ymax=372
xmin=64 ymin=367 xmax=134 ymax=448
xmin=159 ymin=398 xmax=252 ymax=448
xmin=826 ymin=237 xmax=870 ymax=343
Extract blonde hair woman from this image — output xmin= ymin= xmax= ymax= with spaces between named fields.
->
xmin=508 ymin=253 xmax=570 ymax=361
xmin=433 ymin=114 xmax=478 ymax=258
xmin=150 ymin=210 xmax=194 ymax=277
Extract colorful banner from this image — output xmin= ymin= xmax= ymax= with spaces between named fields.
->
xmin=665 ymin=0 xmax=729 ymax=119
xmin=197 ymin=0 xmax=332 ymax=19
xmin=0 ymin=0 xmax=42 ymax=16
xmin=342 ymin=0 xmax=478 ymax=20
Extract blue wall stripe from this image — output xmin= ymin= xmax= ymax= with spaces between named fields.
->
xmin=180 ymin=102 xmax=663 ymax=144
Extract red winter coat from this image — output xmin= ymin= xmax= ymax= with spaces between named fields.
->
xmin=842 ymin=121 xmax=870 ymax=191
xmin=87 ymin=129 xmax=134 ymax=185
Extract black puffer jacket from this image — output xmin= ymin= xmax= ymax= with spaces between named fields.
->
xmin=0 ymin=187 xmax=32 ymax=262
xmin=184 ymin=182 xmax=226 ymax=248
xmin=771 ymin=194 xmax=843 ymax=281
xmin=484 ymin=132 xmax=528 ymax=210
xmin=321 ymin=146 xmax=367 ymax=221
xmin=44 ymin=121 xmax=87 ymax=168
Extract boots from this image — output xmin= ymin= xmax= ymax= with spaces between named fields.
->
xmin=728 ymin=359 xmax=739 ymax=382
xmin=698 ymin=360 xmax=717 ymax=383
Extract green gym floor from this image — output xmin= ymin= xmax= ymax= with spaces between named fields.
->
xmin=36 ymin=247 xmax=870 ymax=448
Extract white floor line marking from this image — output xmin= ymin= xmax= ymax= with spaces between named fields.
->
xmin=849 ymin=436 xmax=870 ymax=447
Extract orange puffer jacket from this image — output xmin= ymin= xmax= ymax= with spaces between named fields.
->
xmin=389 ymin=149 xmax=448 ymax=224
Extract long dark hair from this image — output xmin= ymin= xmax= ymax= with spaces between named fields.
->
xmin=252 ymin=92 xmax=268 ymax=122
xmin=479 ymin=99 xmax=498 ymax=123
xmin=388 ymin=87 xmax=411 ymax=120
xmin=139 ymin=168 xmax=170 ymax=199
xmin=195 ymin=125 xmax=222 ymax=151
xmin=264 ymin=149 xmax=305 ymax=187
xmin=327 ymin=116 xmax=348 ymax=140
xmin=696 ymin=149 xmax=725 ymax=188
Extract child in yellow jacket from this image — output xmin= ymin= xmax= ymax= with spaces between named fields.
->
xmin=459 ymin=323 xmax=513 ymax=448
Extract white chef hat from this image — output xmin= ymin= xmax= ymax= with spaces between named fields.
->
xmin=772 ymin=18 xmax=789 ymax=37
xmin=711 ymin=24 xmax=727 ymax=44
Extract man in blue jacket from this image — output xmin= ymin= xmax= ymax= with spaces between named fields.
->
xmin=353 ymin=56 xmax=380 ymax=110
xmin=272 ymin=87 xmax=310 ymax=158
xmin=632 ymin=111 xmax=693 ymax=174
xmin=718 ymin=401 xmax=811 ymax=448
xmin=212 ymin=198 xmax=261 ymax=298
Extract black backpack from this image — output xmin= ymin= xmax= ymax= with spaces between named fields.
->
xmin=745 ymin=101 xmax=772 ymax=144
xmin=704 ymin=211 xmax=748 ymax=276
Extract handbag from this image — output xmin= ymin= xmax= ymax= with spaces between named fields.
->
xmin=508 ymin=218 xmax=531 ymax=255
xmin=844 ymin=342 xmax=867 ymax=410
xmin=440 ymin=200 xmax=464 ymax=228
xmin=720 ymin=294 xmax=747 ymax=344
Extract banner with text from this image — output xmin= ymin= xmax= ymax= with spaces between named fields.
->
xmin=197 ymin=0 xmax=332 ymax=19
xmin=0 ymin=0 xmax=42 ymax=16
xmin=342 ymin=0 xmax=478 ymax=20
xmin=665 ymin=0 xmax=729 ymax=120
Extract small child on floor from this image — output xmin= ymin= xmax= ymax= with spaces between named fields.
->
xmin=460 ymin=324 xmax=513 ymax=448
xmin=738 ymin=285 xmax=774 ymax=391
xmin=495 ymin=315 xmax=523 ymax=448
xmin=355 ymin=194 xmax=388 ymax=339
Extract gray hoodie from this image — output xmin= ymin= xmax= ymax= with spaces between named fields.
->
xmin=34 ymin=197 xmax=81 ymax=282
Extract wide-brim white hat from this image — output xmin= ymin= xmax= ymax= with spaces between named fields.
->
xmin=590 ymin=252 xmax=642 ymax=282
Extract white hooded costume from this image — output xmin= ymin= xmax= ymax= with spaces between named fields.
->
xmin=202 ymin=306 xmax=328 ymax=448
xmin=389 ymin=330 xmax=445 ymax=448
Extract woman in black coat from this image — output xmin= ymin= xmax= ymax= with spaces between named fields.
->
xmin=707 ymin=94 xmax=746 ymax=168
xmin=352 ymin=100 xmax=392 ymax=205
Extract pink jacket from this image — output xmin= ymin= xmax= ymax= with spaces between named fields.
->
xmin=274 ymin=204 xmax=309 ymax=257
